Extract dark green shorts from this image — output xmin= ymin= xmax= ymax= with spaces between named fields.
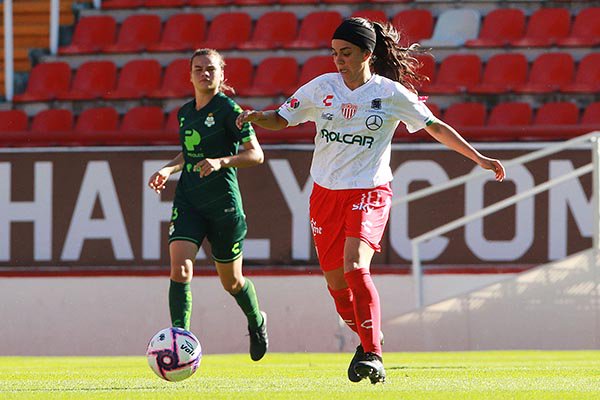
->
xmin=168 ymin=202 xmax=247 ymax=263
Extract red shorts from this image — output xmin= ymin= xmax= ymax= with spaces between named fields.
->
xmin=309 ymin=182 xmax=393 ymax=272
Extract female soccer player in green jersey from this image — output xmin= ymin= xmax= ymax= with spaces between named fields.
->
xmin=148 ymin=49 xmax=268 ymax=361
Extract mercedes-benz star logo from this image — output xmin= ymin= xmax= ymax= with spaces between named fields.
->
xmin=365 ymin=115 xmax=383 ymax=131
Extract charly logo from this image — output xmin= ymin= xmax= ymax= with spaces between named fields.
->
xmin=205 ymin=113 xmax=215 ymax=127
xmin=322 ymin=95 xmax=333 ymax=107
xmin=365 ymin=115 xmax=383 ymax=131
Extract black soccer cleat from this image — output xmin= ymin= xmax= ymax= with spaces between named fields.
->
xmin=248 ymin=311 xmax=268 ymax=361
xmin=347 ymin=332 xmax=384 ymax=383
xmin=354 ymin=352 xmax=386 ymax=384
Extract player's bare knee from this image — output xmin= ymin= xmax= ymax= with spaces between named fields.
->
xmin=171 ymin=264 xmax=193 ymax=282
xmin=222 ymin=279 xmax=244 ymax=295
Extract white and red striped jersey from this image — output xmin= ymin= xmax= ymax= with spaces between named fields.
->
xmin=277 ymin=73 xmax=436 ymax=190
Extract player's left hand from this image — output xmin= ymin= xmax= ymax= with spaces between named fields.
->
xmin=193 ymin=158 xmax=222 ymax=177
xmin=477 ymin=156 xmax=506 ymax=182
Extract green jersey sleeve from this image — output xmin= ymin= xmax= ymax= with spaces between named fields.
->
xmin=225 ymin=100 xmax=255 ymax=144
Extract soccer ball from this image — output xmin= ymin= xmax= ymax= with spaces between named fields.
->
xmin=146 ymin=327 xmax=202 ymax=382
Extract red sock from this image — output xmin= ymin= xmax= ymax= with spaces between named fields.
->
xmin=345 ymin=269 xmax=382 ymax=356
xmin=327 ymin=286 xmax=358 ymax=333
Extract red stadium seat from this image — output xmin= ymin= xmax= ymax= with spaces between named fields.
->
xmin=443 ymin=102 xmax=487 ymax=128
xmin=425 ymin=54 xmax=482 ymax=94
xmin=514 ymin=53 xmax=574 ymax=94
xmin=581 ymin=102 xmax=600 ymax=126
xmin=59 ymin=16 xmax=117 ymax=55
xmin=392 ymin=9 xmax=434 ymax=46
xmin=511 ymin=8 xmax=571 ymax=47
xmin=31 ymin=109 xmax=75 ymax=145
xmin=298 ymin=56 xmax=336 ymax=87
xmin=238 ymin=12 xmax=298 ymax=50
xmin=102 ymin=0 xmax=143 ymax=9
xmin=534 ymin=102 xmax=579 ymax=126
xmin=0 ymin=110 xmax=28 ymax=132
xmin=242 ymin=57 xmax=299 ymax=97
xmin=120 ymin=106 xmax=167 ymax=144
xmin=426 ymin=102 xmax=441 ymax=119
xmin=188 ymin=0 xmax=231 ymax=5
xmin=223 ymin=57 xmax=254 ymax=96
xmin=149 ymin=59 xmax=193 ymax=99
xmin=470 ymin=53 xmax=528 ymax=94
xmin=13 ymin=62 xmax=71 ymax=102
xmin=57 ymin=61 xmax=117 ymax=101
xmin=234 ymin=0 xmax=275 ymax=4
xmin=103 ymin=14 xmax=162 ymax=53
xmin=279 ymin=0 xmax=317 ymax=3
xmin=144 ymin=0 xmax=187 ymax=7
xmin=105 ymin=59 xmax=162 ymax=100
xmin=350 ymin=10 xmax=388 ymax=23
xmin=323 ymin=0 xmax=362 ymax=4
xmin=285 ymin=11 xmax=342 ymax=49
xmin=465 ymin=9 xmax=525 ymax=47
xmin=415 ymin=54 xmax=435 ymax=92
xmin=75 ymin=107 xmax=120 ymax=144
xmin=557 ymin=7 xmax=600 ymax=47
xmin=199 ymin=12 xmax=252 ymax=50
xmin=166 ymin=108 xmax=180 ymax=134
xmin=147 ymin=14 xmax=206 ymax=53
xmin=488 ymin=102 xmax=532 ymax=126
xmin=560 ymin=53 xmax=600 ymax=93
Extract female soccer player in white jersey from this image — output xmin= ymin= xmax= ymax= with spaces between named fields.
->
xmin=237 ymin=18 xmax=506 ymax=384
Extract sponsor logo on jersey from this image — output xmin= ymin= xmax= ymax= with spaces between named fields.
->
xmin=341 ymin=103 xmax=358 ymax=119
xmin=365 ymin=115 xmax=383 ymax=131
xmin=310 ymin=218 xmax=322 ymax=236
xmin=322 ymin=95 xmax=334 ymax=107
xmin=371 ymin=98 xmax=381 ymax=110
xmin=184 ymin=129 xmax=201 ymax=151
xmin=179 ymin=117 xmax=185 ymax=127
xmin=204 ymin=113 xmax=215 ymax=127
xmin=321 ymin=112 xmax=334 ymax=121
xmin=284 ymin=97 xmax=300 ymax=112
xmin=320 ymin=128 xmax=374 ymax=148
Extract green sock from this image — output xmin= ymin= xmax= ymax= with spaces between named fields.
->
xmin=232 ymin=278 xmax=263 ymax=330
xmin=169 ymin=280 xmax=192 ymax=331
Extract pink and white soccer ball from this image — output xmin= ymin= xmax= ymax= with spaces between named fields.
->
xmin=146 ymin=327 xmax=202 ymax=382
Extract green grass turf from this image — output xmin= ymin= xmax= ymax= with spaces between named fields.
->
xmin=1 ymin=351 xmax=599 ymax=400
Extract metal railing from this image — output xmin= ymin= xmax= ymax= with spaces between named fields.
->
xmin=391 ymin=131 xmax=600 ymax=308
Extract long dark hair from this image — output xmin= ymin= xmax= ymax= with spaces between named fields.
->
xmin=190 ymin=48 xmax=235 ymax=94
xmin=348 ymin=17 xmax=430 ymax=93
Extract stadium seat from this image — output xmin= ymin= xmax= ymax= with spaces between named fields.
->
xmin=242 ymin=57 xmax=299 ymax=97
xmin=557 ymin=7 xmax=600 ymax=47
xmin=511 ymin=8 xmax=571 ymax=47
xmin=223 ymin=57 xmax=254 ymax=96
xmin=59 ymin=16 xmax=117 ymax=55
xmin=148 ymin=59 xmax=193 ymax=99
xmin=74 ymin=107 xmax=120 ymax=144
xmin=425 ymin=54 xmax=482 ymax=94
xmin=323 ymin=0 xmax=362 ymax=4
xmin=166 ymin=108 xmax=180 ymax=134
xmin=350 ymin=10 xmax=388 ymax=23
xmin=469 ymin=53 xmax=528 ymax=94
xmin=199 ymin=12 xmax=252 ymax=50
xmin=534 ymin=102 xmax=579 ymax=126
xmin=465 ymin=9 xmax=525 ymax=47
xmin=392 ymin=9 xmax=434 ymax=46
xmin=102 ymin=14 xmax=162 ymax=53
xmin=488 ymin=102 xmax=532 ymax=126
xmin=581 ymin=102 xmax=600 ymax=126
xmin=560 ymin=53 xmax=600 ymax=94
xmin=443 ymin=102 xmax=487 ymax=128
xmin=31 ymin=109 xmax=75 ymax=145
xmin=238 ymin=12 xmax=298 ymax=50
xmin=13 ymin=62 xmax=71 ymax=102
xmin=188 ymin=0 xmax=231 ymax=5
xmin=101 ymin=0 xmax=143 ymax=9
xmin=415 ymin=54 xmax=436 ymax=92
xmin=57 ymin=61 xmax=117 ymax=101
xmin=285 ymin=11 xmax=342 ymax=49
xmin=0 ymin=110 xmax=28 ymax=132
xmin=120 ymin=106 xmax=168 ymax=145
xmin=514 ymin=53 xmax=574 ymax=94
xmin=234 ymin=0 xmax=276 ymax=4
xmin=104 ymin=59 xmax=162 ymax=100
xmin=298 ymin=56 xmax=336 ymax=87
xmin=278 ymin=0 xmax=318 ymax=4
xmin=147 ymin=14 xmax=206 ymax=53
xmin=421 ymin=9 xmax=480 ymax=48
xmin=143 ymin=0 xmax=187 ymax=7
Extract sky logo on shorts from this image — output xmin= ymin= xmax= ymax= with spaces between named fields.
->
xmin=310 ymin=218 xmax=322 ymax=236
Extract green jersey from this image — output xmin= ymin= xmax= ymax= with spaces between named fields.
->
xmin=174 ymin=92 xmax=255 ymax=215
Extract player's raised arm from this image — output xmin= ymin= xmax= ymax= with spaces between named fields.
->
xmin=236 ymin=110 xmax=288 ymax=131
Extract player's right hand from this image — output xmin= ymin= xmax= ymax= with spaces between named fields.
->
xmin=148 ymin=171 xmax=169 ymax=194
xmin=236 ymin=110 xmax=261 ymax=130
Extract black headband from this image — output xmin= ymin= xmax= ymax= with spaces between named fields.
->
xmin=332 ymin=19 xmax=376 ymax=52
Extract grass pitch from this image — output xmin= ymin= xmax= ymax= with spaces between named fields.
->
xmin=1 ymin=351 xmax=599 ymax=400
